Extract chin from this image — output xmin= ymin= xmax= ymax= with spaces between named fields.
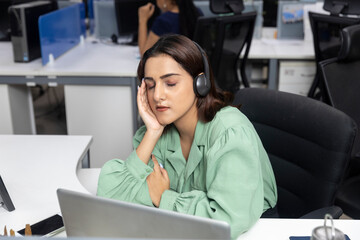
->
xmin=158 ymin=119 xmax=173 ymax=126
xmin=156 ymin=116 xmax=174 ymax=126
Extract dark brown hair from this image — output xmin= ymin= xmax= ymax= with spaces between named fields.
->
xmin=137 ymin=34 xmax=234 ymax=123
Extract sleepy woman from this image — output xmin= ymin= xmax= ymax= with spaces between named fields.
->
xmin=97 ymin=34 xmax=277 ymax=239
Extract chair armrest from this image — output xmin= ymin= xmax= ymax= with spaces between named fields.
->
xmin=300 ymin=206 xmax=343 ymax=219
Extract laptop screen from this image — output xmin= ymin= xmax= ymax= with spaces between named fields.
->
xmin=57 ymin=188 xmax=231 ymax=239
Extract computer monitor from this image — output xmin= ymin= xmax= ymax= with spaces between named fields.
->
xmin=0 ymin=0 xmax=58 ymax=41
xmin=114 ymin=0 xmax=160 ymax=45
xmin=11 ymin=0 xmax=57 ymax=8
xmin=210 ymin=0 xmax=244 ymax=14
xmin=0 ymin=0 xmax=12 ymax=41
xmin=323 ymin=0 xmax=360 ymax=15
xmin=263 ymin=0 xmax=278 ymax=27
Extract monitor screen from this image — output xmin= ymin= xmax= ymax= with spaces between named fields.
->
xmin=263 ymin=0 xmax=278 ymax=27
xmin=210 ymin=0 xmax=244 ymax=14
xmin=114 ymin=0 xmax=160 ymax=42
xmin=11 ymin=0 xmax=58 ymax=8
xmin=0 ymin=0 xmax=58 ymax=41
xmin=0 ymin=0 xmax=12 ymax=41
xmin=324 ymin=0 xmax=360 ymax=15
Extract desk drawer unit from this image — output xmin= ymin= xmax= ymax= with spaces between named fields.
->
xmin=278 ymin=61 xmax=316 ymax=96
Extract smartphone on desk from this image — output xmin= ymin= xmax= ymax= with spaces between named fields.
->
xmin=18 ymin=214 xmax=64 ymax=237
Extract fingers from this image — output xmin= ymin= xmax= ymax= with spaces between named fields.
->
xmin=149 ymin=3 xmax=155 ymax=14
xmin=152 ymin=155 xmax=166 ymax=172
xmin=160 ymin=167 xmax=169 ymax=180
xmin=152 ymin=154 xmax=160 ymax=172
xmin=137 ymin=81 xmax=148 ymax=110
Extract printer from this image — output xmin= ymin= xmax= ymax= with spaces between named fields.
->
xmin=8 ymin=1 xmax=55 ymax=62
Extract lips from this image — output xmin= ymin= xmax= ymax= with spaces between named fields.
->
xmin=156 ymin=106 xmax=169 ymax=112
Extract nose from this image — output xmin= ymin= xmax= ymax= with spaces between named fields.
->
xmin=153 ymin=83 xmax=165 ymax=102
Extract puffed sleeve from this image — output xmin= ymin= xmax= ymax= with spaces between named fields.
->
xmin=158 ymin=126 xmax=264 ymax=239
xmin=97 ymin=126 xmax=155 ymax=206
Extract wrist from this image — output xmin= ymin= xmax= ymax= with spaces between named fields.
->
xmin=138 ymin=18 xmax=148 ymax=25
xmin=146 ymin=128 xmax=163 ymax=140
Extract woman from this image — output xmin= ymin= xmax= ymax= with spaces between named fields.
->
xmin=97 ymin=35 xmax=277 ymax=239
xmin=138 ymin=0 xmax=201 ymax=56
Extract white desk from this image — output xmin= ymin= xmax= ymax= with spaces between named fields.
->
xmin=0 ymin=39 xmax=139 ymax=167
xmin=249 ymin=38 xmax=315 ymax=90
xmin=238 ymin=218 xmax=360 ymax=240
xmin=0 ymin=135 xmax=93 ymax=232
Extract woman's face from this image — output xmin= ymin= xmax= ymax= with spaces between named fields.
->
xmin=156 ymin=0 xmax=166 ymax=11
xmin=143 ymin=54 xmax=198 ymax=126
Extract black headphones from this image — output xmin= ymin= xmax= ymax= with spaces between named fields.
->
xmin=193 ymin=41 xmax=211 ymax=97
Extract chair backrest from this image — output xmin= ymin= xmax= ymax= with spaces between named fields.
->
xmin=233 ymin=88 xmax=357 ymax=218
xmin=193 ymin=12 xmax=256 ymax=93
xmin=193 ymin=15 xmax=219 ymax=70
xmin=214 ymin=12 xmax=256 ymax=91
xmin=307 ymin=12 xmax=360 ymax=100
xmin=309 ymin=12 xmax=360 ymax=63
xmin=319 ymin=24 xmax=360 ymax=162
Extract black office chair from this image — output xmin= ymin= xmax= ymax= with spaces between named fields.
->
xmin=193 ymin=15 xmax=219 ymax=72
xmin=319 ymin=24 xmax=360 ymax=219
xmin=233 ymin=88 xmax=357 ymax=218
xmin=194 ymin=12 xmax=256 ymax=93
xmin=308 ymin=11 xmax=360 ymax=102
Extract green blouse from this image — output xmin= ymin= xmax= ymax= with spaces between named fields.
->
xmin=97 ymin=106 xmax=277 ymax=239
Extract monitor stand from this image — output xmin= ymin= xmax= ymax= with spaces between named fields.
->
xmin=0 ymin=175 xmax=15 ymax=212
xmin=119 ymin=33 xmax=138 ymax=46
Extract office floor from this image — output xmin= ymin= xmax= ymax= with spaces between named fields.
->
xmin=32 ymin=85 xmax=67 ymax=135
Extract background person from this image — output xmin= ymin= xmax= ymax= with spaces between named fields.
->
xmin=138 ymin=0 xmax=201 ymax=55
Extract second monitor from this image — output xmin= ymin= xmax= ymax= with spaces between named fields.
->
xmin=114 ymin=0 xmax=160 ymax=45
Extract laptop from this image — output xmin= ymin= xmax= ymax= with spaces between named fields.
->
xmin=57 ymin=188 xmax=231 ymax=239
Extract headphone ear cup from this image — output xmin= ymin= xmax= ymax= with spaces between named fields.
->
xmin=194 ymin=73 xmax=210 ymax=97
xmin=192 ymin=41 xmax=211 ymax=97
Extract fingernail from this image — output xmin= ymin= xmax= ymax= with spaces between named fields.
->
xmin=159 ymin=163 xmax=163 ymax=168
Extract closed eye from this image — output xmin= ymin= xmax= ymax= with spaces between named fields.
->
xmin=147 ymin=84 xmax=155 ymax=90
xmin=144 ymin=79 xmax=155 ymax=90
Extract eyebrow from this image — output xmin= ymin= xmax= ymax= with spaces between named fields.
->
xmin=143 ymin=73 xmax=181 ymax=81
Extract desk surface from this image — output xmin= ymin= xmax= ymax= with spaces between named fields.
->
xmin=0 ymin=135 xmax=92 ymax=232
xmin=0 ymin=39 xmax=139 ymax=77
xmin=249 ymin=39 xmax=315 ymax=60
xmin=0 ymin=37 xmax=315 ymax=78
xmin=1 ymin=136 xmax=359 ymax=239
